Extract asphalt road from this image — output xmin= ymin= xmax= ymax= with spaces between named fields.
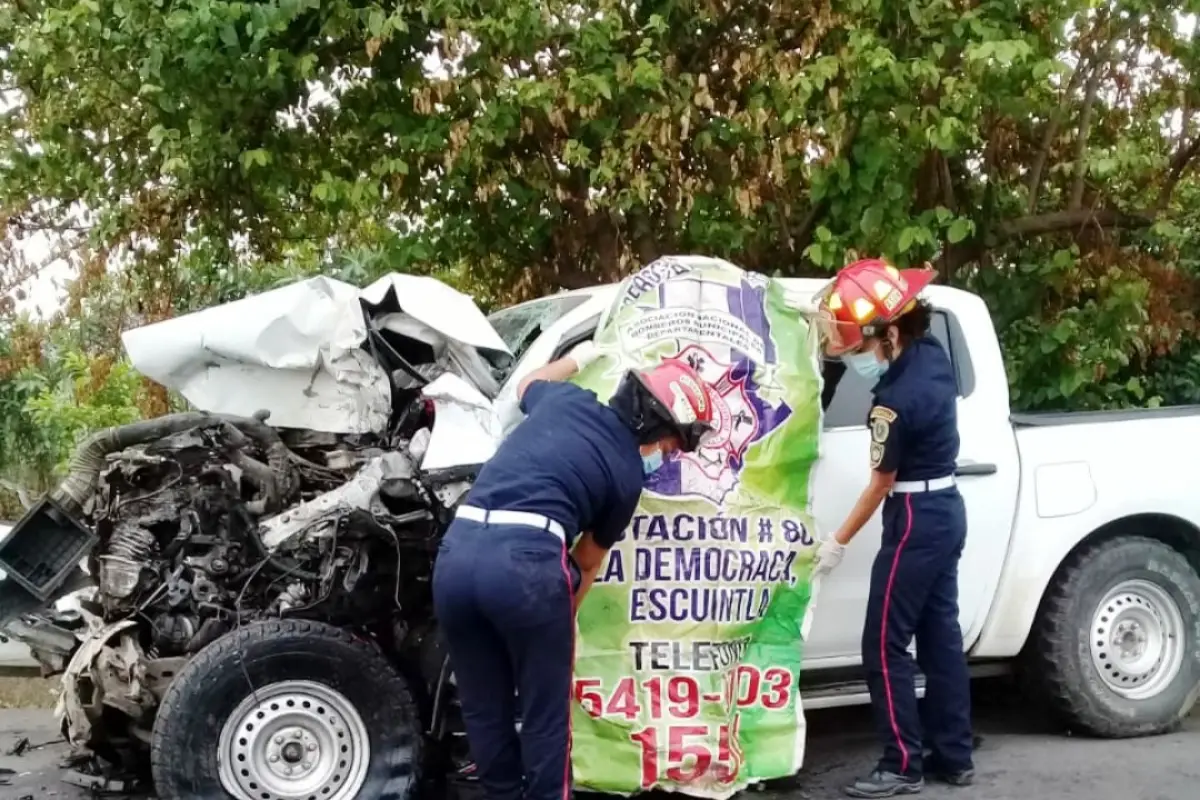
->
xmin=1 ymin=681 xmax=1197 ymax=799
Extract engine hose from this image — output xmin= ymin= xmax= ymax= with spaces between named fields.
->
xmin=225 ymin=412 xmax=297 ymax=502
xmin=231 ymin=451 xmax=280 ymax=512
xmin=51 ymin=411 xmax=297 ymax=518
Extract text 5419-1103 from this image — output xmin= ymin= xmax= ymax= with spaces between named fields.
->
xmin=573 ymin=666 xmax=793 ymax=722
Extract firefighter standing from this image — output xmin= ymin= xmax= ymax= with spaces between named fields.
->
xmin=432 ymin=343 xmax=715 ymax=800
xmin=811 ymin=259 xmax=974 ymax=798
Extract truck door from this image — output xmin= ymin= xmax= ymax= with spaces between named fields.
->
xmin=804 ymin=306 xmax=1020 ymax=664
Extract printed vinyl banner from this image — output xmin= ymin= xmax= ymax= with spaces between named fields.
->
xmin=569 ymin=256 xmax=824 ymax=798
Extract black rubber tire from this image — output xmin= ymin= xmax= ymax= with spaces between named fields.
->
xmin=1027 ymin=535 xmax=1200 ymax=737
xmin=150 ymin=619 xmax=422 ymax=799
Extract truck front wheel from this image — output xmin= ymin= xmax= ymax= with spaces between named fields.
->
xmin=1028 ymin=535 xmax=1200 ymax=737
xmin=150 ymin=619 xmax=423 ymax=800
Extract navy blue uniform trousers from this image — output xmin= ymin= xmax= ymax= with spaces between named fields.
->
xmin=432 ymin=519 xmax=579 ymax=800
xmin=862 ymin=488 xmax=973 ymax=778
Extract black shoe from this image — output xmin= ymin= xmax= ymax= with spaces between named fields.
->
xmin=842 ymin=771 xmax=924 ymax=798
xmin=924 ymin=756 xmax=974 ymax=787
xmin=930 ymin=767 xmax=974 ymax=787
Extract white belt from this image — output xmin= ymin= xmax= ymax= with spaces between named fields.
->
xmin=455 ymin=505 xmax=566 ymax=541
xmin=892 ymin=475 xmax=956 ymax=494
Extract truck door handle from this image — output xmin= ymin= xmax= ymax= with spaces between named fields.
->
xmin=955 ymin=461 xmax=997 ymax=477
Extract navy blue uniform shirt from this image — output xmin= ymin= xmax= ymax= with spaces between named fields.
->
xmin=867 ymin=336 xmax=959 ymax=481
xmin=462 ymin=380 xmax=644 ymax=549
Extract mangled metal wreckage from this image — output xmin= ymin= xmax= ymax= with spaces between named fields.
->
xmin=0 ymin=274 xmax=520 ymax=798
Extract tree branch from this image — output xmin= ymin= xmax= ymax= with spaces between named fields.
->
xmin=997 ymin=208 xmax=1153 ymax=238
xmin=1068 ymin=50 xmax=1110 ymax=210
xmin=1026 ymin=57 xmax=1093 ymax=213
xmin=1025 ymin=8 xmax=1123 ymax=214
xmin=1156 ymin=135 xmax=1200 ymax=210
xmin=939 ymin=153 xmax=956 ymax=211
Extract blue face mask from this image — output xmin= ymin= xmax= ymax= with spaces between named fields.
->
xmin=641 ymin=449 xmax=664 ymax=475
xmin=843 ymin=350 xmax=889 ymax=382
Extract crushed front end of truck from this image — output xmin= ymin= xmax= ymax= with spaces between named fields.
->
xmin=0 ymin=274 xmax=509 ymax=797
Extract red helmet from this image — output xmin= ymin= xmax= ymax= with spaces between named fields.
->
xmin=630 ymin=360 xmax=715 ymax=452
xmin=813 ymin=258 xmax=937 ymax=356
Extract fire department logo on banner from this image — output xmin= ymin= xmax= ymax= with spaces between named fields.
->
xmin=620 ymin=268 xmax=794 ymax=505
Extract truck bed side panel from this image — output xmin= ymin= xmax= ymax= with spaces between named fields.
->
xmin=971 ymin=414 xmax=1200 ymax=658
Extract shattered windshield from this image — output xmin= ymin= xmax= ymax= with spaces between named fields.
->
xmin=487 ymin=294 xmax=591 ymax=374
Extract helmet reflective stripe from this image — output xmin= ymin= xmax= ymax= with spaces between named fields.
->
xmin=812 ymin=258 xmax=938 ymax=356
xmin=669 ymin=383 xmax=699 ymax=425
xmin=630 ymin=359 xmax=715 ymax=452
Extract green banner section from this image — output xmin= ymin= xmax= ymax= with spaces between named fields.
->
xmin=569 ymin=257 xmax=824 ymax=798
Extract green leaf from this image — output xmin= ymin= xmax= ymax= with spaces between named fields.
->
xmin=312 ymin=182 xmax=335 ymax=202
xmin=368 ymin=8 xmax=386 ymax=37
xmin=220 ymin=24 xmax=239 ymax=49
xmin=239 ymin=149 xmax=271 ymax=172
xmin=1051 ymin=320 xmax=1073 ymax=343
xmin=1058 ymin=370 xmax=1083 ymax=399
xmin=296 ymin=53 xmax=318 ymax=78
xmin=1151 ymin=220 xmax=1182 ymax=239
xmin=860 ymin=205 xmax=884 ymax=235
xmin=803 ymin=242 xmax=827 ymax=267
xmin=594 ymin=75 xmax=613 ymax=100
xmin=947 ymin=218 xmax=973 ymax=244
xmin=1093 ymin=156 xmax=1118 ymax=176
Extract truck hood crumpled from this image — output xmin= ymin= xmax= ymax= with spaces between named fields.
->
xmin=121 ymin=273 xmax=513 ymax=448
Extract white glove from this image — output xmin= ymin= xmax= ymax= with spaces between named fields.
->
xmin=813 ymin=538 xmax=846 ymax=576
xmin=568 ymin=341 xmax=600 ymax=370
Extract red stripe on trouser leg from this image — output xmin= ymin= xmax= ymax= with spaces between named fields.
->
xmin=559 ymin=544 xmax=575 ymax=800
xmin=879 ymin=493 xmax=916 ymax=775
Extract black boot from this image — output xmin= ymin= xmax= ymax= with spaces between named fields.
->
xmin=842 ymin=770 xmax=924 ymax=798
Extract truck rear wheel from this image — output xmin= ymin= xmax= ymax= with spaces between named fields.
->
xmin=150 ymin=619 xmax=422 ymax=800
xmin=1028 ymin=535 xmax=1200 ymax=737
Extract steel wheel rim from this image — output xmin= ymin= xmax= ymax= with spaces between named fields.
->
xmin=1089 ymin=578 xmax=1186 ymax=700
xmin=217 ymin=680 xmax=371 ymax=800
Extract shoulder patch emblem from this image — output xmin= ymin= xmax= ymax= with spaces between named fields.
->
xmin=869 ymin=405 xmax=897 ymax=423
xmin=869 ymin=405 xmax=896 ymax=444
xmin=870 ymin=441 xmax=884 ymax=469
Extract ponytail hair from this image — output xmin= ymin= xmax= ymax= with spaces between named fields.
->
xmin=889 ymin=299 xmax=932 ymax=345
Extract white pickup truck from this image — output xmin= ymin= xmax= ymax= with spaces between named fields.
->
xmin=487 ymin=277 xmax=1200 ymax=738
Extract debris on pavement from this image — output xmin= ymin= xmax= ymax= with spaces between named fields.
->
xmin=61 ymin=767 xmax=142 ymax=793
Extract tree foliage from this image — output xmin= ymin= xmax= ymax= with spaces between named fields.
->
xmin=1 ymin=0 xmax=1200 ymax=505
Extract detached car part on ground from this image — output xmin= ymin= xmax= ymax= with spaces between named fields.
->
xmin=0 ymin=274 xmax=514 ymax=799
